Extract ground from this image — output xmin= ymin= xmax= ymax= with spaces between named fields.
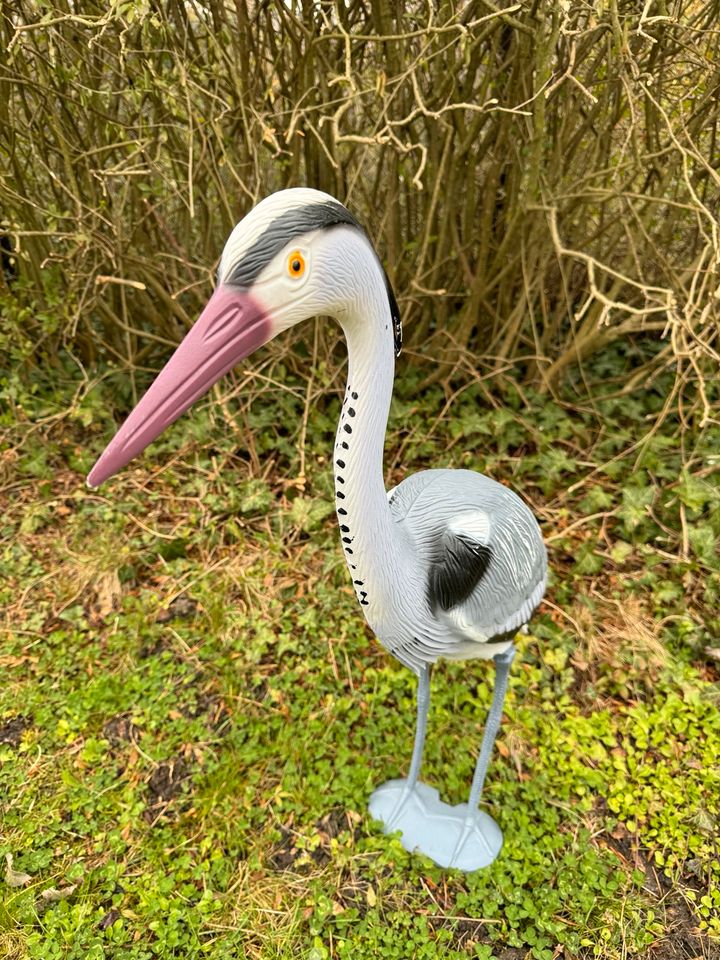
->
xmin=1 ymin=349 xmax=718 ymax=959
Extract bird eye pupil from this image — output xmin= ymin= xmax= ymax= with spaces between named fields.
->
xmin=288 ymin=251 xmax=305 ymax=277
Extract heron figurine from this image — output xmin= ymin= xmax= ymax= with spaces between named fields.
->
xmin=87 ymin=188 xmax=547 ymax=871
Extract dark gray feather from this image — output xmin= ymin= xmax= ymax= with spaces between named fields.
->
xmin=225 ymin=200 xmax=402 ymax=354
xmin=226 ymin=201 xmax=362 ymax=288
xmin=428 ymin=536 xmax=493 ymax=612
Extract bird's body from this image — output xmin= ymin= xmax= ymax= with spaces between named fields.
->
xmin=383 ymin=469 xmax=546 ymax=672
xmin=88 ymin=187 xmax=547 ymax=871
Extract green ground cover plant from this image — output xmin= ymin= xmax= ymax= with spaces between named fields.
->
xmin=1 ymin=345 xmax=718 ymax=959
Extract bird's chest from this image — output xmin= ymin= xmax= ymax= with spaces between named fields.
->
xmin=344 ymin=542 xmax=442 ymax=673
xmin=346 ymin=552 xmax=423 ymax=631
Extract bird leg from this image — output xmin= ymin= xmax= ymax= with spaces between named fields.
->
xmin=449 ymin=643 xmax=515 ymax=864
xmin=386 ymin=664 xmax=431 ymax=825
xmin=467 ymin=644 xmax=515 ymax=810
xmin=406 ymin=663 xmax=432 ymax=791
xmin=369 ymin=654 xmax=509 ymax=870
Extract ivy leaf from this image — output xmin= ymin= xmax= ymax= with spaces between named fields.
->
xmin=618 ymin=484 xmax=654 ymax=534
xmin=688 ymin=525 xmax=718 ymax=568
xmin=610 ymin=541 xmax=633 ymax=564
xmin=239 ymin=479 xmax=273 ymax=515
xmin=677 ymin=470 xmax=715 ymax=513
xmin=574 ymin=542 xmax=604 ymax=575
xmin=289 ymin=496 xmax=334 ymax=532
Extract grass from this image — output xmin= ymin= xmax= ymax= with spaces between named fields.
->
xmin=1 ymin=345 xmax=719 ymax=959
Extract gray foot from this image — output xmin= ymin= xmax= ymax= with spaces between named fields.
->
xmin=368 ymin=779 xmax=503 ymax=871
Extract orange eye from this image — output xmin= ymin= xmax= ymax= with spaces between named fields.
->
xmin=288 ymin=251 xmax=305 ymax=278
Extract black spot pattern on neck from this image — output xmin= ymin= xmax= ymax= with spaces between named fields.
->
xmin=335 ymin=386 xmax=369 ymax=610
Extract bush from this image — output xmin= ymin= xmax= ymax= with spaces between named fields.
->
xmin=1 ymin=1 xmax=718 ymax=421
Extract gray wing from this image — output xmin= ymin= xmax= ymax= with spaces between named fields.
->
xmin=427 ymin=513 xmax=493 ymax=612
xmin=390 ymin=469 xmax=547 ymax=648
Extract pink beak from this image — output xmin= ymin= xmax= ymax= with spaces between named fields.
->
xmin=87 ymin=286 xmax=272 ymax=487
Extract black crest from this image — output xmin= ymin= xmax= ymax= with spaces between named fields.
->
xmin=384 ymin=269 xmax=403 ymax=358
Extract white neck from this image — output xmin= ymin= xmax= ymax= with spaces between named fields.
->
xmin=333 ymin=266 xmax=407 ymax=624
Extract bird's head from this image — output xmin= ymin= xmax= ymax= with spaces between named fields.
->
xmin=87 ymin=188 xmax=401 ymax=488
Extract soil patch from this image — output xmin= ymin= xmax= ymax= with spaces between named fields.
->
xmin=156 ymin=595 xmax=198 ymax=623
xmin=0 ymin=714 xmax=32 ymax=747
xmin=103 ymin=713 xmax=141 ymax=745
xmin=144 ymin=758 xmax=191 ymax=823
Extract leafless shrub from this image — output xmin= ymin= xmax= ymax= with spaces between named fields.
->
xmin=1 ymin=1 xmax=718 ymax=423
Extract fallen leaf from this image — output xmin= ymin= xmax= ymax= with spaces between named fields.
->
xmin=39 ymin=884 xmax=77 ymax=903
xmin=5 ymin=853 xmax=32 ymax=888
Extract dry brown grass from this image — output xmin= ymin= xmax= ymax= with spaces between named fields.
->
xmin=571 ymin=594 xmax=669 ymax=689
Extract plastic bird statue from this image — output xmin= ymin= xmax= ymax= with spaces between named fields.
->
xmin=88 ymin=189 xmax=547 ymax=871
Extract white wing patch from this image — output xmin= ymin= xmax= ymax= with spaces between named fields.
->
xmin=447 ymin=510 xmax=491 ymax=543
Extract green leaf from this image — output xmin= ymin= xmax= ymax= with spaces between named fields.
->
xmin=677 ymin=470 xmax=716 ymax=513
xmin=289 ymin=496 xmax=335 ymax=532
xmin=688 ymin=525 xmax=718 ymax=567
xmin=239 ymin=479 xmax=273 ymax=514
xmin=618 ymin=483 xmax=654 ymax=534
